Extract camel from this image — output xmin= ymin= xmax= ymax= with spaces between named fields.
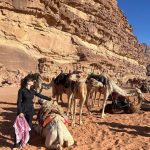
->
xmin=86 ymin=78 xmax=103 ymax=108
xmin=67 ymin=72 xmax=90 ymax=126
xmin=51 ymin=72 xmax=75 ymax=104
xmin=34 ymin=100 xmax=74 ymax=150
xmin=50 ymin=71 xmax=91 ymax=126
xmin=86 ymin=73 xmax=143 ymax=118
xmin=105 ymin=88 xmax=144 ymax=114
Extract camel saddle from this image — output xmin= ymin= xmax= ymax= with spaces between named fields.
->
xmin=43 ymin=115 xmax=56 ymax=127
xmin=42 ymin=114 xmax=70 ymax=127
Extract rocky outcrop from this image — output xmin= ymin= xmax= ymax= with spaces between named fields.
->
xmin=0 ymin=0 xmax=148 ymax=84
xmin=141 ymin=43 xmax=150 ymax=76
xmin=0 ymin=63 xmax=25 ymax=87
xmin=141 ymin=43 xmax=150 ymax=56
xmin=0 ymin=45 xmax=37 ymax=71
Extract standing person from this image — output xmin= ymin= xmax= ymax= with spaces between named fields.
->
xmin=13 ymin=74 xmax=52 ymax=148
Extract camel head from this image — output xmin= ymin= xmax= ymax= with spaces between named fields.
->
xmin=86 ymin=78 xmax=103 ymax=88
xmin=68 ymin=71 xmax=88 ymax=82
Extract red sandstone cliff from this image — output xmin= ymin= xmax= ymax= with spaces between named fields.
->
xmin=0 ymin=0 xmax=148 ymax=85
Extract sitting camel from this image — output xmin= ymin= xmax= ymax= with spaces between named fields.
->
xmin=34 ymin=100 xmax=74 ymax=150
xmin=86 ymin=73 xmax=144 ymax=118
xmin=105 ymin=89 xmax=143 ymax=114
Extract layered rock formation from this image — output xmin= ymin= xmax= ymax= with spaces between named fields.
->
xmin=142 ymin=43 xmax=150 ymax=58
xmin=141 ymin=44 xmax=150 ymax=76
xmin=0 ymin=63 xmax=25 ymax=87
xmin=0 ymin=0 xmax=148 ymax=85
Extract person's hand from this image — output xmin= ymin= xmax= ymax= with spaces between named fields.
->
xmin=19 ymin=113 xmax=24 ymax=118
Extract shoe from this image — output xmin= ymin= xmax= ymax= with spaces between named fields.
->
xmin=13 ymin=143 xmax=20 ymax=149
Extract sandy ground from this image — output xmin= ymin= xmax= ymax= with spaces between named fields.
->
xmin=0 ymin=87 xmax=150 ymax=150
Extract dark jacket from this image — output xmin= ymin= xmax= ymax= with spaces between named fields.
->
xmin=17 ymin=87 xmax=51 ymax=114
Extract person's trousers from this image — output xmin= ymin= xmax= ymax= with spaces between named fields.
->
xmin=24 ymin=113 xmax=33 ymax=129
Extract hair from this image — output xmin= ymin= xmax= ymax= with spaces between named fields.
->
xmin=20 ymin=74 xmax=35 ymax=89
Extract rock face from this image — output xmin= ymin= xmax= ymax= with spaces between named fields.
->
xmin=140 ymin=43 xmax=150 ymax=76
xmin=0 ymin=63 xmax=25 ymax=87
xmin=0 ymin=45 xmax=37 ymax=71
xmin=0 ymin=0 xmax=148 ymax=85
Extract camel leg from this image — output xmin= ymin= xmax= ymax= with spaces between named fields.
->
xmin=90 ymin=93 xmax=93 ymax=106
xmin=93 ymin=91 xmax=97 ymax=107
xmin=70 ymin=97 xmax=74 ymax=119
xmin=85 ymin=96 xmax=91 ymax=115
xmin=85 ymin=90 xmax=91 ymax=114
xmin=79 ymin=97 xmax=86 ymax=125
xmin=98 ymin=92 xmax=101 ymax=107
xmin=91 ymin=91 xmax=95 ymax=107
xmin=45 ymin=129 xmax=59 ymax=149
xmin=67 ymin=94 xmax=73 ymax=116
xmin=101 ymin=88 xmax=110 ymax=118
xmin=91 ymin=89 xmax=97 ymax=107
xmin=89 ymin=92 xmax=93 ymax=107
xmin=71 ymin=98 xmax=77 ymax=126
xmin=86 ymin=89 xmax=92 ymax=107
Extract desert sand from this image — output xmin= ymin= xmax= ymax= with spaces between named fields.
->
xmin=0 ymin=87 xmax=149 ymax=150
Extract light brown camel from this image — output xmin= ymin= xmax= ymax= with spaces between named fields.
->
xmin=86 ymin=73 xmax=143 ymax=118
xmin=68 ymin=73 xmax=90 ymax=126
xmin=34 ymin=100 xmax=74 ymax=150
xmin=86 ymin=78 xmax=103 ymax=108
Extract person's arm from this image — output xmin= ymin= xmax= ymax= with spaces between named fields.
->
xmin=34 ymin=90 xmax=51 ymax=100
xmin=17 ymin=89 xmax=24 ymax=115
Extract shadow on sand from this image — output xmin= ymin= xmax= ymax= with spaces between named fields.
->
xmin=97 ymin=122 xmax=150 ymax=137
xmin=0 ymin=101 xmax=16 ymax=105
xmin=0 ymin=104 xmax=44 ymax=148
xmin=0 ymin=107 xmax=16 ymax=148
